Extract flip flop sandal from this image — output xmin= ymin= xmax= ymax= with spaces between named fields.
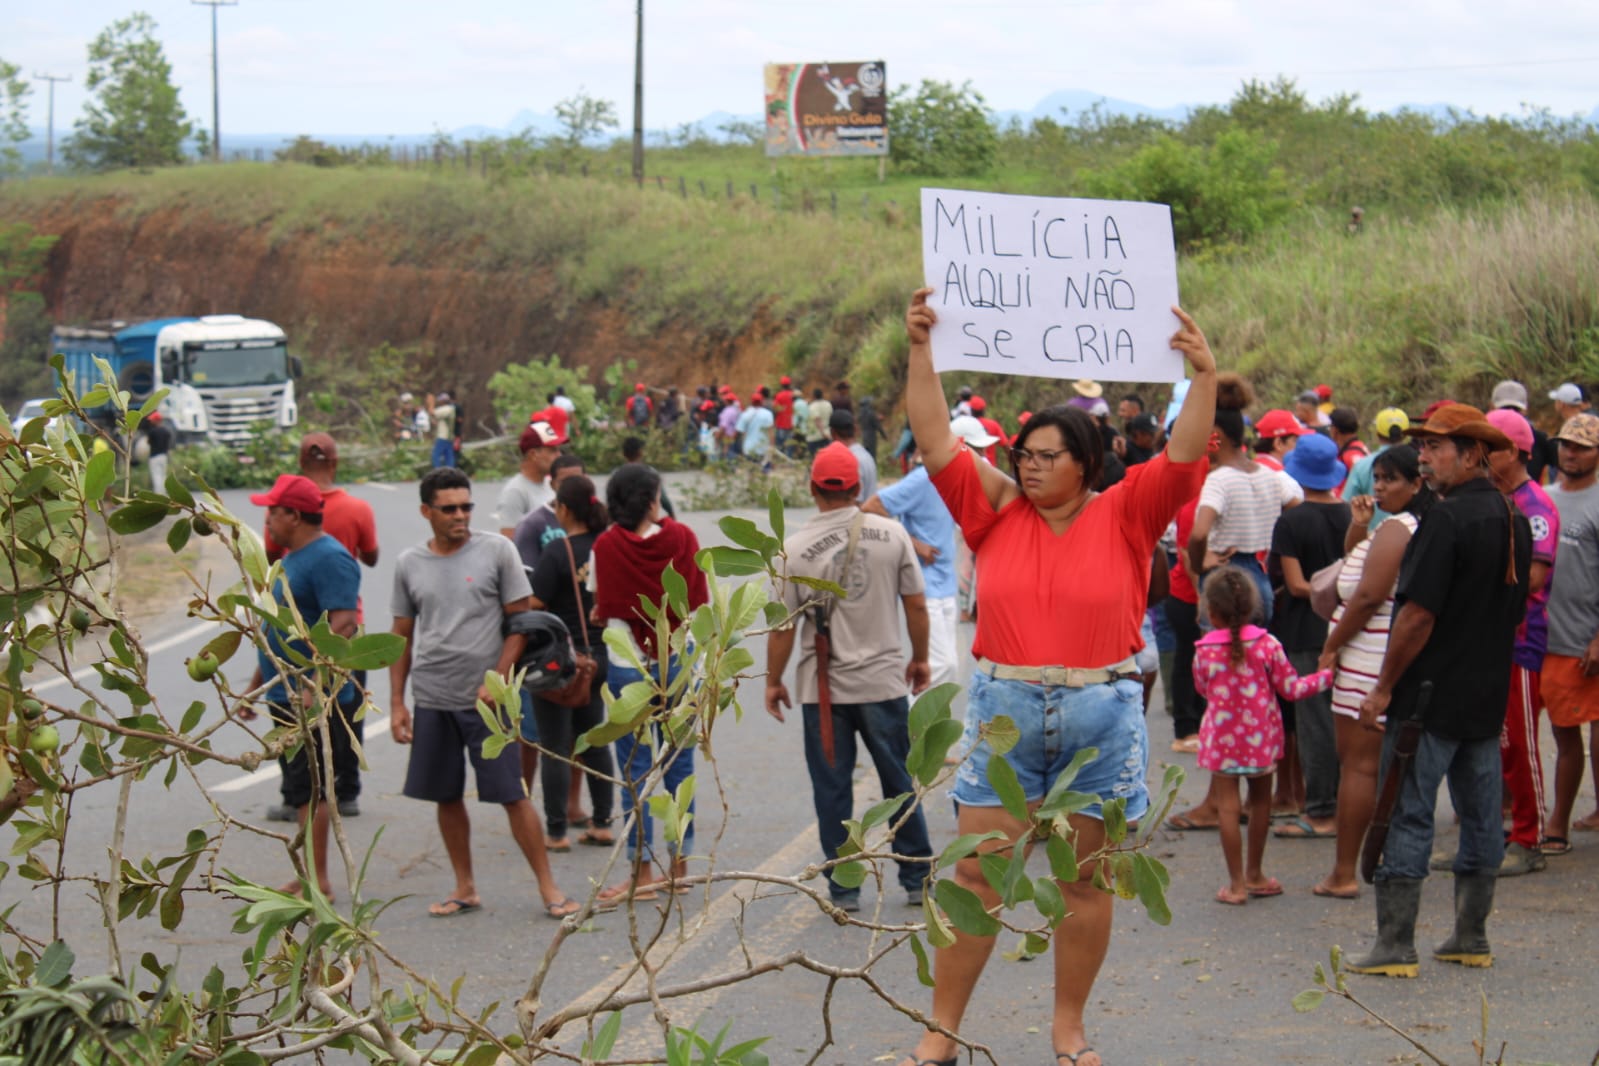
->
xmin=428 ymin=898 xmax=481 ymax=918
xmin=1215 ymin=887 xmax=1248 ymax=906
xmin=546 ymin=838 xmax=572 ymax=853
xmin=577 ymin=830 xmax=615 ymax=847
xmin=569 ymin=815 xmax=592 ymax=830
xmin=1165 ymin=812 xmax=1219 ymax=831
xmin=543 ymin=897 xmax=580 ymax=920
xmin=1312 ymin=882 xmax=1360 ymax=900
xmin=1540 ymin=835 xmax=1572 ymax=855
xmin=1247 ymin=877 xmax=1284 ymax=898
xmin=1273 ymin=817 xmax=1335 ymax=839
xmin=1057 ymin=1049 xmax=1099 ymax=1064
xmin=1572 ymin=816 xmax=1599 ymax=832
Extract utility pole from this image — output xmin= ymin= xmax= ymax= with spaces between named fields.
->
xmin=631 ymin=0 xmax=644 ymax=185
xmin=32 ymin=73 xmax=70 ymax=174
xmin=192 ymin=0 xmax=238 ymax=161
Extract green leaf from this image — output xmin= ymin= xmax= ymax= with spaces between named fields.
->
xmin=462 ymin=1046 xmax=501 ymax=1066
xmin=1042 ymin=747 xmax=1099 ymax=804
xmin=767 ymin=487 xmax=785 ymax=543
xmin=923 ymin=894 xmax=956 ymax=949
xmin=908 ymin=932 xmax=935 ymax=987
xmin=700 ymin=545 xmax=767 ymax=577
xmin=1291 ymin=988 xmax=1326 ymax=1013
xmin=482 ymin=734 xmax=510 ymax=761
xmin=1032 ymin=876 xmax=1066 ymax=925
xmin=1044 ymin=833 xmax=1080 ymax=883
xmin=907 ymin=681 xmax=960 ymax=741
xmin=937 ymin=830 xmax=1008 ymax=870
xmin=861 ymin=793 xmax=910 ymax=831
xmin=934 ymin=878 xmax=1001 ymax=937
xmin=1132 ymin=853 xmax=1173 ymax=926
xmin=200 ymin=630 xmax=243 ymax=667
xmin=718 ymin=515 xmax=767 ymax=552
xmin=1035 ymin=788 xmax=1098 ymax=821
xmin=106 ymin=501 xmax=171 ymax=535
xmin=583 ymin=1012 xmax=623 ymax=1059
xmin=787 ymin=573 xmax=846 ymax=596
xmin=761 ymin=601 xmax=787 ymax=627
xmin=984 ymin=752 xmax=1029 ymax=822
xmin=166 ymin=517 xmax=192 ymax=553
xmin=179 ymin=701 xmax=206 ymax=733
xmin=1000 ymin=842 xmax=1034 ymax=907
xmin=983 ymin=713 xmax=1020 ymax=756
xmin=1102 ymin=797 xmax=1127 ymax=844
xmin=83 ymin=448 xmax=116 ymax=501
xmin=34 ymin=940 xmax=74 ymax=987
xmin=661 ymin=562 xmax=689 ymax=616
xmin=342 ymin=632 xmax=407 ymax=670
xmin=163 ymin=470 xmax=194 ymax=508
xmin=830 ymin=860 xmax=866 ymax=889
xmin=907 ymin=717 xmax=964 ymax=786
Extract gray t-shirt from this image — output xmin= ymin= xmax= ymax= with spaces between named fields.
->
xmin=496 ymin=472 xmax=552 ymax=531
xmin=779 ymin=507 xmax=924 ymax=704
xmin=849 ymin=442 xmax=878 ymax=503
xmin=392 ymin=532 xmax=532 ymax=708
xmin=1547 ymin=482 xmax=1599 ymax=656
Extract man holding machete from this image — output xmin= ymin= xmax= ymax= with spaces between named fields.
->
xmin=766 ymin=442 xmax=936 ymax=913
xmin=1348 ymin=404 xmax=1531 ymax=978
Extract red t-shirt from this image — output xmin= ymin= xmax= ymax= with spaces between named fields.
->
xmin=1169 ymin=497 xmax=1201 ymax=604
xmin=773 ymin=388 xmax=795 ymax=430
xmin=977 ymin=416 xmax=1010 ymax=464
xmin=933 ymin=446 xmax=1205 ymax=667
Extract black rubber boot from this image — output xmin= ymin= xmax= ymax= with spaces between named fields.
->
xmin=1433 ymin=872 xmax=1494 ymax=968
xmin=1347 ymin=877 xmax=1423 ymax=978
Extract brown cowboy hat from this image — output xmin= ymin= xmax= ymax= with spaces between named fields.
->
xmin=1405 ymin=402 xmax=1513 ymax=453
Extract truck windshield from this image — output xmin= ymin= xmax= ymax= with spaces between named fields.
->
xmin=183 ymin=342 xmax=289 ymax=388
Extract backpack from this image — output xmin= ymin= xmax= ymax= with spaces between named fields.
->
xmin=629 ymin=394 xmax=650 ymax=425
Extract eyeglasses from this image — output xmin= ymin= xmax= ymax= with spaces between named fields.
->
xmin=431 ymin=502 xmax=474 ymax=515
xmin=1009 ymin=447 xmax=1068 ymax=470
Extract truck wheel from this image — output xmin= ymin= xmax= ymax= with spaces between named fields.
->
xmin=118 ymin=361 xmax=155 ymax=405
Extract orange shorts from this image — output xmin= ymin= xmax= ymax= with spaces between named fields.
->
xmin=1541 ymin=654 xmax=1599 ymax=728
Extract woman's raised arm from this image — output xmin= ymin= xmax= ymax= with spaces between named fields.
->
xmin=1165 ymin=307 xmax=1218 ymax=464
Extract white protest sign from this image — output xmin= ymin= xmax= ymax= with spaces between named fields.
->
xmin=920 ymin=188 xmax=1184 ymax=384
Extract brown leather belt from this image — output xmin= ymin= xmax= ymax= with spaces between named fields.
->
xmin=976 ymin=657 xmax=1141 ymax=688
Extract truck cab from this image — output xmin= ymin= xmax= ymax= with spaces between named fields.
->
xmin=54 ymin=315 xmax=299 ymax=449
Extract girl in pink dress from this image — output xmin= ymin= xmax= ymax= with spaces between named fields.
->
xmin=1195 ymin=567 xmax=1333 ymax=904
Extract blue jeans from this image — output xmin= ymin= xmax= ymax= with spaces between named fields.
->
xmin=1375 ymin=728 xmax=1504 ymax=882
xmin=954 ymin=671 xmax=1150 ymax=821
xmin=430 ymin=438 xmax=456 ymax=468
xmin=607 ymin=656 xmax=695 ymax=863
xmin=801 ymin=697 xmax=933 ymax=900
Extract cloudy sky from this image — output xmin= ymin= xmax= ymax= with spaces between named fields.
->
xmin=10 ymin=1 xmax=1598 ymax=136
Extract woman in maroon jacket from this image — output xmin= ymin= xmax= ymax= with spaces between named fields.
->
xmin=593 ymin=463 xmax=710 ymax=906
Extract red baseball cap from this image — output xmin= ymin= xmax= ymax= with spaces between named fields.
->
xmin=250 ymin=474 xmax=324 ymax=514
xmin=299 ymin=431 xmax=337 ymax=464
xmin=1255 ymin=409 xmax=1312 ymax=439
xmin=810 ymin=442 xmax=860 ymax=491
xmin=521 ymin=421 xmax=564 ymax=451
xmin=635 ymin=382 xmax=646 ymax=392
xmin=780 ymin=375 xmax=792 ymax=386
xmin=1313 ymin=384 xmax=1333 ymax=402
xmin=968 ymin=396 xmax=987 ymax=413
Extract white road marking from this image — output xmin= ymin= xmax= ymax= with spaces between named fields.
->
xmin=361 ymin=482 xmax=398 ymax=492
xmin=210 ymin=712 xmax=392 ymax=793
xmin=31 ymin=620 xmax=219 ymax=694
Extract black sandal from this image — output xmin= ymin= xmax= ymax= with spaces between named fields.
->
xmin=1057 ymin=1050 xmax=1098 ymax=1065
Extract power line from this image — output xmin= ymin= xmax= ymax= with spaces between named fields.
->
xmin=193 ymin=0 xmax=238 ymax=161
xmin=32 ymin=73 xmax=71 ymax=174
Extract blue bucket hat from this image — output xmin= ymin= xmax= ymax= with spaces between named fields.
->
xmin=1282 ymin=432 xmax=1345 ymax=491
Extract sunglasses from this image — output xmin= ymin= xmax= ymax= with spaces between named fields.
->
xmin=431 ymin=502 xmax=475 ymax=515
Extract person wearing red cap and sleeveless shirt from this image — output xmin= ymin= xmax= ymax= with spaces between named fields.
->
xmin=263 ymin=433 xmax=379 ymax=821
xmin=894 ymin=288 xmax=1216 ymax=1066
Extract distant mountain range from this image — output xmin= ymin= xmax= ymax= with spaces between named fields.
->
xmin=12 ymin=89 xmax=1599 ymax=163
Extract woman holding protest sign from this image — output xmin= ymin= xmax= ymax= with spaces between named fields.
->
xmin=896 ymin=287 xmax=1215 ymax=1066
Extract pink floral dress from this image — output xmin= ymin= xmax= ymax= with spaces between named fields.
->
xmin=1193 ymin=625 xmax=1333 ymax=774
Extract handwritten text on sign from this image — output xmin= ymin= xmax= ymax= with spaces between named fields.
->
xmin=920 ymin=188 xmax=1183 ymax=383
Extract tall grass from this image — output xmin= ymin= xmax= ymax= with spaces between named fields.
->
xmin=5 ymin=166 xmax=1598 ymax=419
xmin=1188 ymin=196 xmax=1599 ymax=411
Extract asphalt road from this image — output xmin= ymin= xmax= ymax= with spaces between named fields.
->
xmin=17 ymin=471 xmax=1599 ymax=1065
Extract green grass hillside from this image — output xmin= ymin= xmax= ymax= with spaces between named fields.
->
xmin=4 ymin=152 xmax=1598 ymax=429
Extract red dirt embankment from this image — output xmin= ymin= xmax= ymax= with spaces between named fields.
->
xmin=17 ymin=196 xmax=795 ymax=422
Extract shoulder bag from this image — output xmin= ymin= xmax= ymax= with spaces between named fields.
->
xmin=542 ymin=538 xmax=599 ymax=708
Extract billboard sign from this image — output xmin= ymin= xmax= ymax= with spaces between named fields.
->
xmin=764 ymin=61 xmax=888 ymax=157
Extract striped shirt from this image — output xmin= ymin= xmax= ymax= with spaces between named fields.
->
xmin=1199 ymin=464 xmax=1301 ymax=555
xmin=1330 ymin=512 xmax=1419 ymax=720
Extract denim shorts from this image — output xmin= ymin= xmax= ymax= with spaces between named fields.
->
xmin=953 ymin=670 xmax=1149 ymax=821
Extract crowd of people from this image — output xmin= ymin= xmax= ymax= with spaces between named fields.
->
xmin=251 ymin=323 xmax=1599 ymax=1066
